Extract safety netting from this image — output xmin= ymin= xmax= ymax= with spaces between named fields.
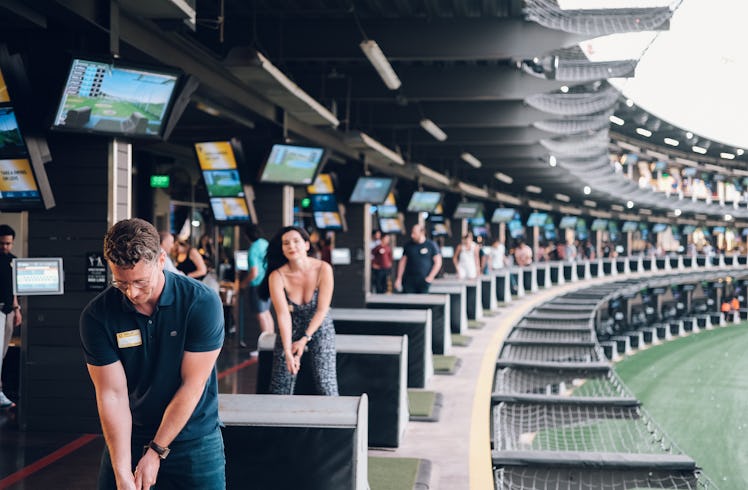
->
xmin=493 ymin=366 xmax=632 ymax=400
xmin=508 ymin=328 xmax=593 ymax=343
xmin=494 ymin=467 xmax=715 ymax=490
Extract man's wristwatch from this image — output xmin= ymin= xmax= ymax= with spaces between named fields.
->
xmin=147 ymin=440 xmax=170 ymax=460
xmin=303 ymin=333 xmax=313 ymax=342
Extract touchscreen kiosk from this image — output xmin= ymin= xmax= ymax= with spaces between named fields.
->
xmin=13 ymin=257 xmax=64 ymax=295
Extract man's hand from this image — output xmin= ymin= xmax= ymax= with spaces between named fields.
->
xmin=134 ymin=449 xmax=161 ymax=489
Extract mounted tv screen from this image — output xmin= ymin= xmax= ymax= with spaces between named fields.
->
xmin=712 ymin=226 xmax=725 ymax=234
xmin=13 ymin=257 xmax=64 ymax=295
xmin=307 ymin=173 xmax=335 ymax=195
xmin=491 ymin=208 xmax=515 ymax=223
xmin=258 ymin=143 xmax=325 ymax=185
xmin=526 ymin=212 xmax=548 ymax=227
xmin=314 ymin=211 xmax=343 ymax=231
xmin=52 ymin=58 xmax=180 ymax=138
xmin=431 ymin=223 xmax=449 ymax=236
xmin=209 ymin=197 xmax=251 ymax=223
xmin=377 ymin=204 xmax=399 ymax=219
xmin=559 ymin=216 xmax=578 ymax=229
xmin=591 ymin=219 xmax=609 ymax=231
xmin=202 ymin=169 xmax=243 ymax=197
xmin=682 ymin=225 xmax=696 ymax=234
xmin=0 ymin=107 xmax=25 ymax=158
xmin=652 ymin=223 xmax=668 ymax=233
xmin=452 ymin=202 xmax=483 ymax=219
xmin=234 ymin=250 xmax=248 ymax=272
xmin=622 ymin=221 xmax=638 ymax=232
xmin=349 ymin=176 xmax=394 ymax=204
xmin=378 ymin=217 xmax=403 ymax=234
xmin=508 ymin=219 xmax=524 ymax=238
xmin=0 ymin=158 xmax=44 ymax=210
xmin=310 ymin=193 xmax=338 ymax=213
xmin=0 ymin=67 xmax=8 ymax=103
xmin=195 ymin=141 xmax=238 ymax=170
xmin=406 ymin=191 xmax=441 ymax=213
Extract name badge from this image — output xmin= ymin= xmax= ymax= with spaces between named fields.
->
xmin=117 ymin=329 xmax=143 ymax=348
xmin=420 ymin=247 xmax=428 ymax=254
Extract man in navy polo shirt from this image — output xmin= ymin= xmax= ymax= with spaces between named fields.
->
xmin=394 ymin=224 xmax=442 ymax=294
xmin=80 ymin=218 xmax=225 ymax=490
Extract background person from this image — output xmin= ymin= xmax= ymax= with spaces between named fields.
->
xmin=454 ymin=232 xmax=480 ymax=279
xmin=175 ymin=239 xmax=208 ymax=280
xmin=158 ymin=231 xmax=181 ymax=275
xmin=514 ymin=239 xmax=533 ymax=267
xmin=80 ymin=218 xmax=225 ymax=490
xmin=371 ymin=234 xmax=393 ymax=293
xmin=240 ymin=224 xmax=274 ymax=337
xmin=260 ymin=226 xmax=338 ymax=396
xmin=0 ymin=224 xmax=21 ymax=409
xmin=394 ymin=224 xmax=442 ymax=294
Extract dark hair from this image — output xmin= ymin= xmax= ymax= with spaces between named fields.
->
xmin=258 ymin=226 xmax=311 ymax=300
xmin=0 ymin=224 xmax=15 ymax=238
xmin=245 ymin=223 xmax=264 ymax=242
xmin=104 ymin=218 xmax=161 ymax=268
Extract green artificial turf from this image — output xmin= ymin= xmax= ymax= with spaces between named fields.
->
xmin=408 ymin=389 xmax=436 ymax=418
xmin=433 ymin=354 xmax=460 ymax=374
xmin=368 ymin=457 xmax=421 ymax=490
xmin=615 ymin=324 xmax=748 ymax=490
xmin=451 ymin=333 xmax=473 ymax=347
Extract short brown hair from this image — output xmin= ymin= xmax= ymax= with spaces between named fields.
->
xmin=104 ymin=218 xmax=161 ymax=268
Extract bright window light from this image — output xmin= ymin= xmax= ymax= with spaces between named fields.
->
xmin=664 ymin=137 xmax=679 ymax=146
xmin=636 ymin=127 xmax=652 ymax=137
xmin=609 ymin=115 xmax=625 ymax=126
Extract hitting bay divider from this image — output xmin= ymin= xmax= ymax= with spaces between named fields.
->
xmin=428 ymin=284 xmax=468 ymax=334
xmin=489 ymin=267 xmax=748 ymax=489
xmin=256 ymin=333 xmax=408 ymax=448
xmin=330 ymin=307 xmax=433 ymax=388
xmin=220 ymin=393 xmax=368 ymax=490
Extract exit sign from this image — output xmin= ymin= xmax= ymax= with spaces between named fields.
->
xmin=150 ymin=175 xmax=170 ymax=188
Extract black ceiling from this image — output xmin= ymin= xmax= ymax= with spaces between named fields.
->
xmin=1 ymin=0 xmax=745 ymax=223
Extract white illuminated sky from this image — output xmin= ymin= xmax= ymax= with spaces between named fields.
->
xmin=574 ymin=0 xmax=748 ymax=150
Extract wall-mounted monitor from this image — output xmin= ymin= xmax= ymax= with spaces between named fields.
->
xmin=508 ymin=219 xmax=524 ymax=238
xmin=13 ymin=257 xmax=64 ymax=295
xmin=559 ymin=216 xmax=578 ymax=229
xmin=202 ymin=169 xmax=243 ymax=197
xmin=622 ymin=221 xmax=638 ymax=232
xmin=258 ymin=143 xmax=325 ymax=185
xmin=314 ymin=211 xmax=343 ymax=231
xmin=195 ymin=141 xmax=238 ymax=170
xmin=491 ymin=208 xmax=515 ymax=223
xmin=440 ymin=246 xmax=454 ymax=259
xmin=307 ymin=173 xmax=335 ymax=195
xmin=472 ymin=225 xmax=488 ymax=238
xmin=377 ymin=204 xmax=399 ymax=219
xmin=310 ymin=193 xmax=338 ymax=213
xmin=712 ymin=226 xmax=726 ymax=234
xmin=431 ymin=223 xmax=449 ymax=237
xmin=52 ymin=58 xmax=180 ymax=139
xmin=0 ymin=158 xmax=45 ymax=210
xmin=526 ymin=212 xmax=548 ymax=227
xmin=331 ymin=248 xmax=351 ymax=265
xmin=652 ymin=223 xmax=668 ymax=233
xmin=0 ymin=107 xmax=25 ymax=158
xmin=349 ymin=176 xmax=394 ymax=204
xmin=452 ymin=202 xmax=483 ymax=219
xmin=209 ymin=197 xmax=251 ymax=223
xmin=406 ymin=191 xmax=441 ymax=213
xmin=682 ymin=225 xmax=696 ymax=234
xmin=591 ymin=219 xmax=609 ymax=231
xmin=543 ymin=223 xmax=557 ymax=241
xmin=234 ymin=250 xmax=248 ymax=272
xmin=378 ymin=217 xmax=403 ymax=234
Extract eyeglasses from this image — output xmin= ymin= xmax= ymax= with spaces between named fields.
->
xmin=111 ymin=265 xmax=158 ymax=292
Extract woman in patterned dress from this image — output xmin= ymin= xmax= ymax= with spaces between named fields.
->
xmin=260 ymin=226 xmax=338 ymax=395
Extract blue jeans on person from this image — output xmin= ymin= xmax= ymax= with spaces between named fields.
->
xmin=97 ymin=426 xmax=225 ymax=489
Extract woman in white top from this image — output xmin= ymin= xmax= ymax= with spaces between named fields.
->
xmin=454 ymin=233 xmax=480 ymax=279
xmin=488 ymin=238 xmax=507 ymax=270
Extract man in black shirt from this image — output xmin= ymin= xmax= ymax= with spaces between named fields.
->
xmin=0 ymin=224 xmax=21 ymax=409
xmin=394 ymin=224 xmax=442 ymax=294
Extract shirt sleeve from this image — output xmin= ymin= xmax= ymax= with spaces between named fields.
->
xmin=185 ymin=286 xmax=225 ymax=352
xmin=79 ymin=296 xmax=120 ymax=366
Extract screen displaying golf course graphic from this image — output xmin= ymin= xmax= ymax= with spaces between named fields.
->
xmin=0 ymin=107 xmax=24 ymax=158
xmin=53 ymin=59 xmax=178 ymax=137
xmin=202 ymin=169 xmax=243 ymax=197
xmin=210 ymin=197 xmax=250 ymax=222
xmin=259 ymin=143 xmax=324 ymax=184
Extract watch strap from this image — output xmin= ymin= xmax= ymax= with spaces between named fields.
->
xmin=148 ymin=440 xmax=170 ymax=460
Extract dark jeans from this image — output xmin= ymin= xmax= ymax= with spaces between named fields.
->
xmin=372 ymin=268 xmax=391 ymax=294
xmin=402 ymin=276 xmax=430 ymax=294
xmin=98 ymin=426 xmax=225 ymax=489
